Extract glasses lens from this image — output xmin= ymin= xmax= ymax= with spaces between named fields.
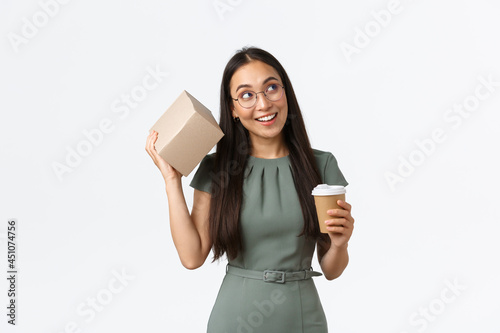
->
xmin=238 ymin=91 xmax=255 ymax=108
xmin=265 ymin=84 xmax=284 ymax=101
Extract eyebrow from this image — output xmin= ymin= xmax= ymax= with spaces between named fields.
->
xmin=235 ymin=76 xmax=280 ymax=93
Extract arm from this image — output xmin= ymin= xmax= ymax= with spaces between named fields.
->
xmin=166 ymin=181 xmax=212 ymax=269
xmin=146 ymin=131 xmax=212 ymax=270
xmin=317 ymin=200 xmax=354 ymax=280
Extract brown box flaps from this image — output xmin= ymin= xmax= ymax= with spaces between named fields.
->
xmin=150 ymin=90 xmax=224 ymax=176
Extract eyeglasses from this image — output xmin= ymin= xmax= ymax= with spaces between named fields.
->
xmin=232 ymin=83 xmax=285 ymax=109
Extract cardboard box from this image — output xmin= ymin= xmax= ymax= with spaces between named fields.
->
xmin=150 ymin=90 xmax=224 ymax=176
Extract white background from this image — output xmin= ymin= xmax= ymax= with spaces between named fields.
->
xmin=1 ymin=0 xmax=499 ymax=332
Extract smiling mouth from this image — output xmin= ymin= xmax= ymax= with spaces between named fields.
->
xmin=256 ymin=113 xmax=277 ymax=122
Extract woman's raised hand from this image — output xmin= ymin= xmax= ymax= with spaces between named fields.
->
xmin=145 ymin=131 xmax=182 ymax=184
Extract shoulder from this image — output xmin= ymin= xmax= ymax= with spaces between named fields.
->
xmin=312 ymin=148 xmax=332 ymax=158
xmin=200 ymin=152 xmax=216 ymax=165
xmin=311 ymin=148 xmax=348 ymax=186
xmin=189 ymin=152 xmax=217 ymax=193
xmin=312 ymin=148 xmax=336 ymax=166
xmin=196 ymin=152 xmax=217 ymax=176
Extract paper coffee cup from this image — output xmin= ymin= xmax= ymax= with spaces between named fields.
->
xmin=311 ymin=184 xmax=346 ymax=233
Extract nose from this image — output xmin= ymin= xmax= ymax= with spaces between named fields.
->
xmin=255 ymin=92 xmax=272 ymax=110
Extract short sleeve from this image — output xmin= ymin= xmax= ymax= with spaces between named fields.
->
xmin=313 ymin=149 xmax=349 ymax=187
xmin=189 ymin=153 xmax=215 ymax=193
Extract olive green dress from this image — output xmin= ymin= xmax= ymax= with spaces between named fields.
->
xmin=189 ymin=149 xmax=348 ymax=333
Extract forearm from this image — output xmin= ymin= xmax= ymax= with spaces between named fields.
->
xmin=165 ymin=179 xmax=204 ymax=269
xmin=320 ymin=243 xmax=349 ymax=280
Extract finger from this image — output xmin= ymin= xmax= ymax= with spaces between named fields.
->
xmin=146 ymin=131 xmax=156 ymax=149
xmin=147 ymin=132 xmax=159 ymax=156
xmin=150 ymin=138 xmax=164 ymax=160
xmin=327 ymin=208 xmax=349 ymax=217
xmin=327 ymin=221 xmax=353 ymax=232
xmin=146 ymin=137 xmax=160 ymax=163
xmin=326 ymin=226 xmax=346 ymax=233
xmin=145 ymin=133 xmax=155 ymax=156
xmin=145 ymin=132 xmax=151 ymax=150
xmin=337 ymin=200 xmax=352 ymax=212
xmin=325 ymin=218 xmax=346 ymax=226
xmin=145 ymin=134 xmax=153 ymax=154
xmin=149 ymin=132 xmax=158 ymax=151
xmin=150 ymin=136 xmax=170 ymax=167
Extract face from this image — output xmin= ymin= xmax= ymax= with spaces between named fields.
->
xmin=229 ymin=60 xmax=288 ymax=142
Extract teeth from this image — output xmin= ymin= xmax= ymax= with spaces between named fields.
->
xmin=257 ymin=113 xmax=277 ymax=122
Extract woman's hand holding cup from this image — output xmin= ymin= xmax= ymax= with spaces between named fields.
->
xmin=312 ymin=184 xmax=354 ymax=249
xmin=325 ymin=200 xmax=354 ymax=248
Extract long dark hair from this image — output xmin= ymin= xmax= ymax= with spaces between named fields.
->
xmin=209 ymin=46 xmax=326 ymax=261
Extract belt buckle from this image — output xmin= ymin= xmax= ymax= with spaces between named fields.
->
xmin=263 ymin=270 xmax=286 ymax=283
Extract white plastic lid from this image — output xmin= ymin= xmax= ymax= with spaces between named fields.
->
xmin=311 ymin=184 xmax=346 ymax=196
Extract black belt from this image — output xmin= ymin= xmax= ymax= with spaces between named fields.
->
xmin=226 ymin=264 xmax=322 ymax=284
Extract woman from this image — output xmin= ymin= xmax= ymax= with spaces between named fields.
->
xmin=145 ymin=47 xmax=355 ymax=332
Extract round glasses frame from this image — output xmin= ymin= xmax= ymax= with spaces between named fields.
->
xmin=231 ymin=84 xmax=285 ymax=109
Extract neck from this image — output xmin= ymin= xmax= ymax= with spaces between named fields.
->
xmin=248 ymin=133 xmax=289 ymax=159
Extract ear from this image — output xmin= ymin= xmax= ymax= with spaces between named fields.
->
xmin=232 ymin=109 xmax=238 ymax=119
